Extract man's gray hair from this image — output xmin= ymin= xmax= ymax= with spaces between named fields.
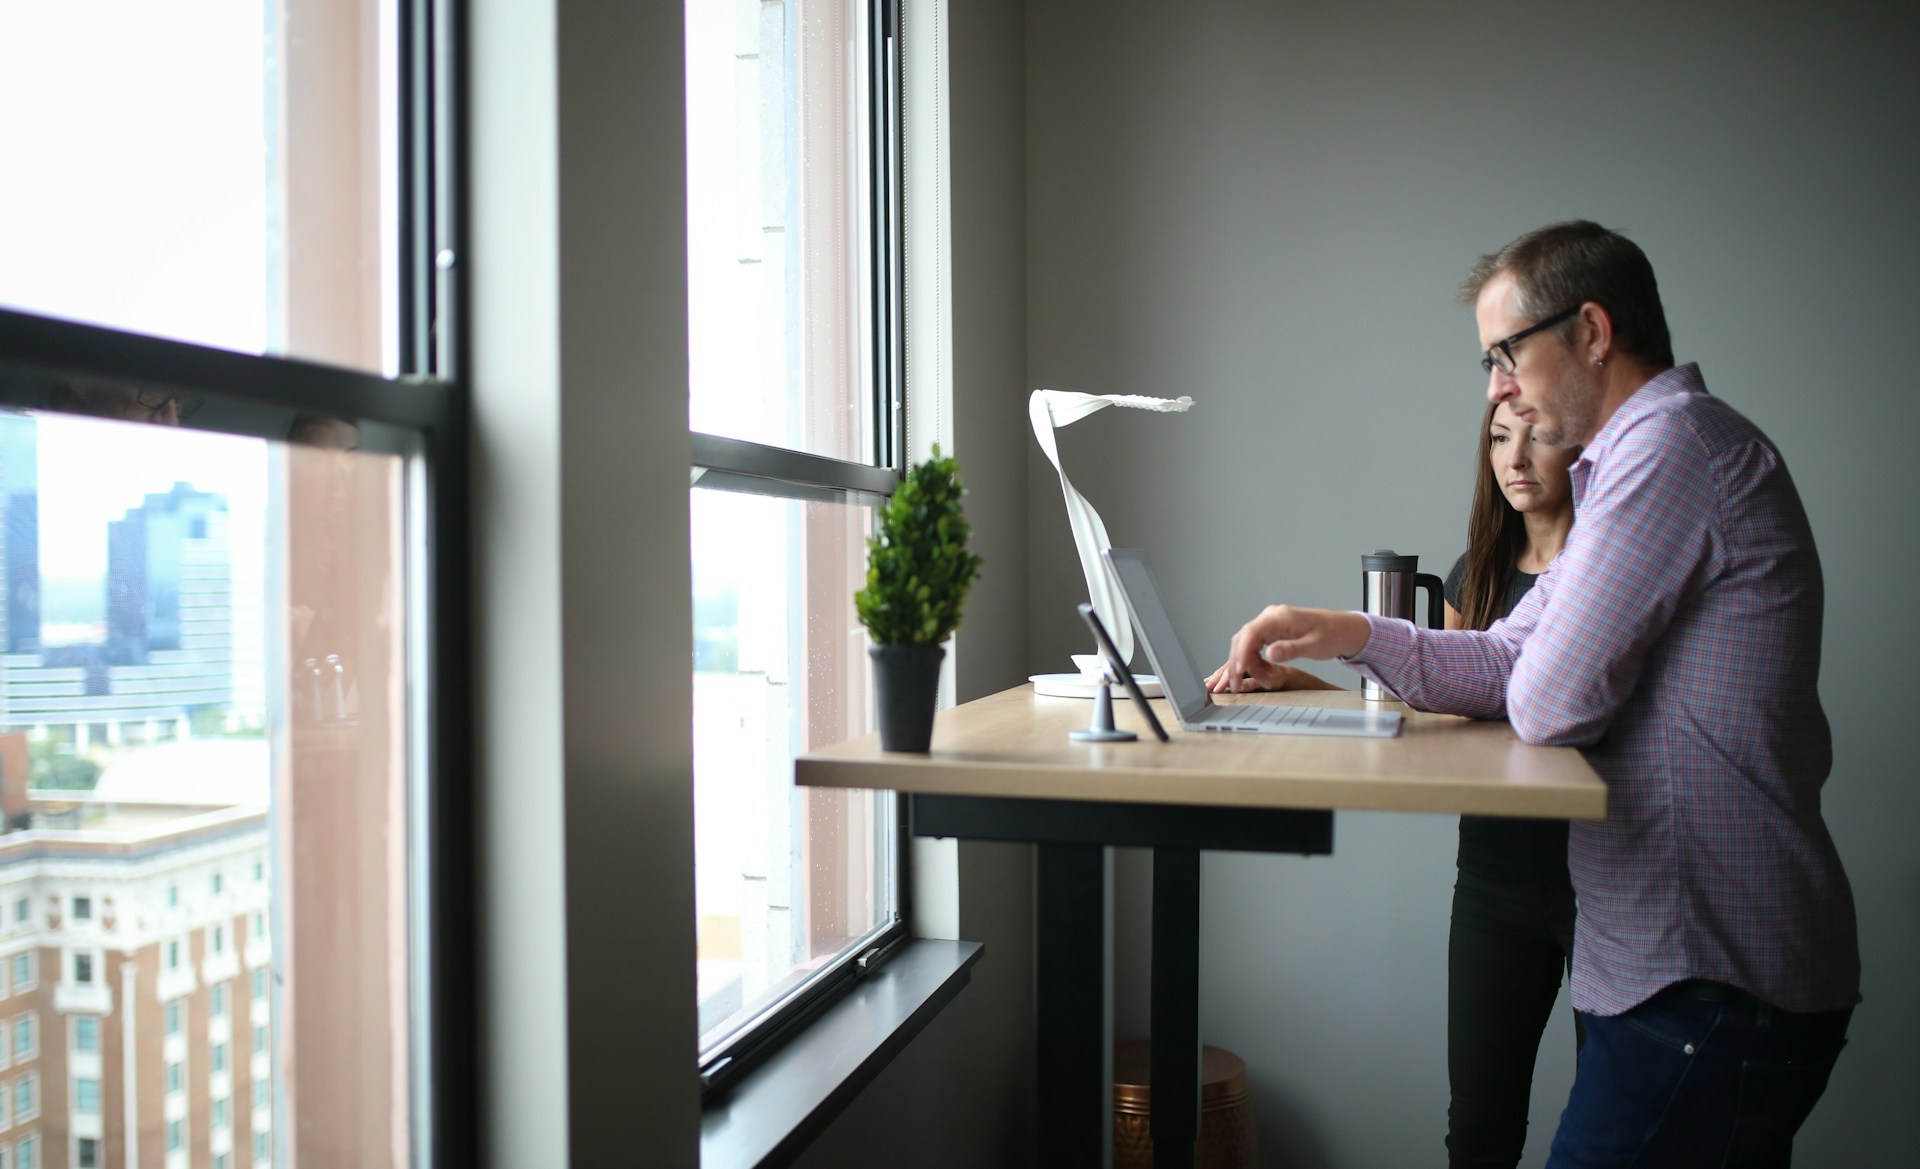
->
xmin=1461 ymin=220 xmax=1675 ymax=370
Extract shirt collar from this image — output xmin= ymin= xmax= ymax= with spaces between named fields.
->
xmin=1573 ymin=362 xmax=1705 ymax=472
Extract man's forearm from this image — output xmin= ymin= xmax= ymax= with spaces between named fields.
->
xmin=1345 ymin=615 xmax=1513 ymax=719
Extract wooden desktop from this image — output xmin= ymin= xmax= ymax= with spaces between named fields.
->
xmin=797 ymin=684 xmax=1604 ymax=1169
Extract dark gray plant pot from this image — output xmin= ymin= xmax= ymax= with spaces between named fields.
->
xmin=869 ymin=644 xmax=945 ymax=753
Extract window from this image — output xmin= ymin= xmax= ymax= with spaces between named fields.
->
xmin=254 ymin=1024 xmax=268 ymax=1054
xmin=70 ymin=898 xmax=90 ymax=923
xmin=167 ymin=1120 xmax=182 ymax=1152
xmin=71 ymin=1017 xmax=98 ymax=1053
xmin=253 ymin=1077 xmax=269 ymax=1108
xmin=7 ymin=903 xmax=20 ymax=927
xmin=213 ymin=1095 xmax=230 ymax=1128
xmin=76 ymin=1139 xmax=99 ymax=1169
xmin=0 ymin=3 xmax=402 ymax=374
xmin=167 ymin=1061 xmax=183 ymax=1094
xmin=0 ymin=0 xmax=464 ymax=1151
xmin=10 ymin=1137 xmax=27 ymax=1169
xmin=685 ymin=2 xmax=894 ymax=464
xmin=251 ymin=969 xmax=267 ymax=1002
xmin=10 ymin=1018 xmax=29 ymax=1062
xmin=215 ymin=1154 xmax=231 ymax=1169
xmin=1 ymin=320 xmax=437 ymax=1169
xmin=0 ymin=1082 xmax=8 ymax=1126
xmin=74 ymin=1077 xmax=99 ymax=1112
xmin=212 ymin=984 xmax=227 ymax=1018
xmin=213 ymin=1042 xmax=229 ymax=1073
xmin=12 ymin=1076 xmax=30 ymax=1120
xmin=685 ymin=0 xmax=904 ymax=1092
xmin=3 ymin=3 xmax=462 ymax=1165
xmin=6 ymin=957 xmax=26 ymax=993
xmin=255 ymin=1131 xmax=269 ymax=1159
xmin=253 ymin=911 xmax=267 ymax=941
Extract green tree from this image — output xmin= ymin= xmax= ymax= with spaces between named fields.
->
xmin=29 ymin=740 xmax=102 ymax=791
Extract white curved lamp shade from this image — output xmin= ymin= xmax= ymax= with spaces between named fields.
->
xmin=1028 ymin=388 xmax=1194 ymax=676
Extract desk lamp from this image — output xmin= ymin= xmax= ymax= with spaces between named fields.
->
xmin=1029 ymin=388 xmax=1194 ymax=698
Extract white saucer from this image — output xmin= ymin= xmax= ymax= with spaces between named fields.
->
xmin=1029 ymin=672 xmax=1164 ymax=699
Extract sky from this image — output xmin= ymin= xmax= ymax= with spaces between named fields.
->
xmin=0 ymin=0 xmax=269 ymax=352
xmin=0 ymin=0 xmax=270 ymax=583
xmin=35 ymin=412 xmax=267 ymax=583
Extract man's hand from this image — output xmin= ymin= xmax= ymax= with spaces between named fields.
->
xmin=1219 ymin=606 xmax=1372 ymax=692
xmin=1203 ymin=660 xmax=1343 ymax=694
xmin=1205 ymin=660 xmax=1277 ymax=693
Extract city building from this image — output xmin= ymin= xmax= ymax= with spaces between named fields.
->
xmin=0 ymin=733 xmax=272 ymax=1169
xmin=1 ymin=469 xmax=236 ymax=750
xmin=0 ymin=416 xmax=38 ymax=656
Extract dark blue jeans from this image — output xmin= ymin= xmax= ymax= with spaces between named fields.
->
xmin=1545 ymin=980 xmax=1852 ymax=1169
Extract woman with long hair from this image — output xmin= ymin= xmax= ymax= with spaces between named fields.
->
xmin=1439 ymin=399 xmax=1578 ymax=1169
xmin=1205 ymin=398 xmax=1578 ymax=1168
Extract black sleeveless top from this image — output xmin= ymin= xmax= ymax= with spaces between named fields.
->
xmin=1444 ymin=554 xmax=1572 ymax=885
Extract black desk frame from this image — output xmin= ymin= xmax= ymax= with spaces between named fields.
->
xmin=913 ymin=794 xmax=1334 ymax=1169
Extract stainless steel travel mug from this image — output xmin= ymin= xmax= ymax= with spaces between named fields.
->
xmin=1360 ymin=549 xmax=1445 ymax=702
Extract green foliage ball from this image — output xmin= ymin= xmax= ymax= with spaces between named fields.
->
xmin=854 ymin=445 xmax=984 ymax=647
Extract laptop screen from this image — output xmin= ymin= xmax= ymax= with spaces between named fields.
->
xmin=1103 ymin=548 xmax=1214 ymax=726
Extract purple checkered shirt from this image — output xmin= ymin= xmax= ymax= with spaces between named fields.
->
xmin=1350 ymin=364 xmax=1859 ymax=1016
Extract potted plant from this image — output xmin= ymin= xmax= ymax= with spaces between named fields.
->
xmin=855 ymin=446 xmax=984 ymax=752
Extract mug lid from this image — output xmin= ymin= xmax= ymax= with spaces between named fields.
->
xmin=1362 ymin=549 xmax=1418 ymax=572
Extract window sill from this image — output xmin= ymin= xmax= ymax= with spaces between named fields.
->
xmin=699 ymin=937 xmax=984 ymax=1169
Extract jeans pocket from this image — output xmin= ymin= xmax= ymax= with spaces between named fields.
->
xmin=1718 ymin=1039 xmax=1848 ymax=1167
xmin=1549 ymin=1007 xmax=1715 ymax=1168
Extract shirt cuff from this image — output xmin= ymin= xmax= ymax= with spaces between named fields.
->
xmin=1342 ymin=612 xmax=1414 ymax=689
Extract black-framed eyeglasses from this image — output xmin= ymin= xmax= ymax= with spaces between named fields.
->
xmin=136 ymin=388 xmax=205 ymax=421
xmin=1480 ymin=305 xmax=1580 ymax=375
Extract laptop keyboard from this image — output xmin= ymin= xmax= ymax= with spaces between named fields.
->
xmin=1205 ymin=703 xmax=1326 ymax=729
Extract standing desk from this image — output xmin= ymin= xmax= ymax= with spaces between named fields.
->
xmin=796 ymin=684 xmax=1605 ymax=1169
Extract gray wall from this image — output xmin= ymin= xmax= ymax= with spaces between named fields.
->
xmin=1027 ymin=0 xmax=1918 ymax=1165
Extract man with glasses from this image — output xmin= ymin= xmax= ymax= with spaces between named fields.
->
xmin=1221 ymin=220 xmax=1858 ymax=1167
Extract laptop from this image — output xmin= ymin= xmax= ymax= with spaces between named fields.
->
xmin=1103 ymin=547 xmax=1402 ymax=738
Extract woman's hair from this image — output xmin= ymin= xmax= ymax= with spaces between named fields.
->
xmin=1458 ymin=402 xmax=1574 ymax=631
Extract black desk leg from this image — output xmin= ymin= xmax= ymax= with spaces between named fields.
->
xmin=1036 ymin=843 xmax=1110 ymax=1169
xmin=1152 ymin=846 xmax=1202 ymax=1169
